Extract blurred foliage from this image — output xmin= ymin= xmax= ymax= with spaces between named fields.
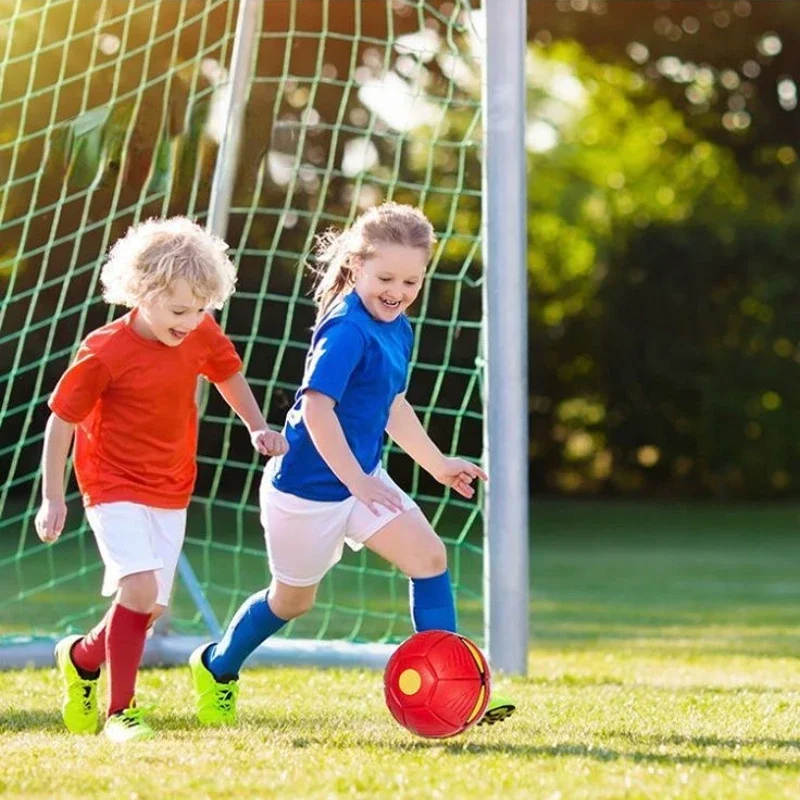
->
xmin=529 ymin=0 xmax=800 ymax=203
xmin=524 ymin=42 xmax=760 ymax=498
xmin=524 ymin=40 xmax=749 ymax=329
xmin=520 ymin=2 xmax=800 ymax=497
xmin=596 ymin=221 xmax=800 ymax=499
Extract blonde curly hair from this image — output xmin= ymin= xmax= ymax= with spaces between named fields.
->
xmin=100 ymin=217 xmax=237 ymax=309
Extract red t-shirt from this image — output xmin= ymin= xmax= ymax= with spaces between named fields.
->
xmin=48 ymin=310 xmax=242 ymax=509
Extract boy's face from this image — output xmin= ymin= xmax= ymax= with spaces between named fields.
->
xmin=353 ymin=243 xmax=427 ymax=323
xmin=137 ymin=278 xmax=209 ymax=347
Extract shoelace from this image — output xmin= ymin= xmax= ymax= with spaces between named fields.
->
xmin=116 ymin=704 xmax=154 ymax=728
xmin=213 ymin=683 xmax=239 ymax=714
xmin=81 ymin=682 xmax=95 ymax=713
xmin=68 ymin=676 xmax=96 ymax=713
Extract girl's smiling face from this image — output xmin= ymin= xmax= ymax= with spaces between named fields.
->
xmin=353 ymin=243 xmax=428 ymax=322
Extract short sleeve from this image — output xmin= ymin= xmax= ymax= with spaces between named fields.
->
xmin=199 ymin=314 xmax=243 ymax=383
xmin=304 ymin=320 xmax=366 ymax=403
xmin=48 ymin=346 xmax=112 ymax=423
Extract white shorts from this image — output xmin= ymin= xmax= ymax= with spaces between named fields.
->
xmin=260 ymin=467 xmax=417 ymax=587
xmin=84 ymin=501 xmax=186 ymax=606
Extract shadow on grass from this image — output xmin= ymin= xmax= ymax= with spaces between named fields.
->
xmin=613 ymin=730 xmax=800 ymax=752
xmin=526 ymin=675 xmax=797 ymax=696
xmin=0 ymin=708 xmax=66 ymax=733
xmin=356 ymin=738 xmax=800 ymax=771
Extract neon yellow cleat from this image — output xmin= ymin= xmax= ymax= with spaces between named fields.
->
xmin=54 ymin=634 xmax=100 ymax=735
xmin=477 ymin=694 xmax=516 ymax=727
xmin=189 ymin=643 xmax=239 ymax=726
xmin=103 ymin=704 xmax=154 ymax=743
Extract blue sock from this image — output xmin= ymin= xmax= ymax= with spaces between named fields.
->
xmin=409 ymin=569 xmax=457 ymax=633
xmin=205 ymin=590 xmax=287 ymax=680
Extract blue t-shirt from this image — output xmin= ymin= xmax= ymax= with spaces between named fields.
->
xmin=269 ymin=291 xmax=414 ymax=501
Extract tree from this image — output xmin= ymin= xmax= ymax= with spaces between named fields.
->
xmin=528 ymin=0 xmax=800 ymax=202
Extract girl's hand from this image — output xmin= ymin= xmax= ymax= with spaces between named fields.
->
xmin=432 ymin=457 xmax=488 ymax=499
xmin=35 ymin=497 xmax=67 ymax=543
xmin=349 ymin=474 xmax=405 ymax=517
xmin=250 ymin=428 xmax=289 ymax=457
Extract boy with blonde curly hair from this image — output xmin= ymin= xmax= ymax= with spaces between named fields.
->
xmin=35 ymin=216 xmax=287 ymax=742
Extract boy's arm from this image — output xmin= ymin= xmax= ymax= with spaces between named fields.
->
xmin=213 ymin=371 xmax=287 ymax=456
xmin=35 ymin=413 xmax=75 ymax=543
xmin=386 ymin=394 xmax=488 ymax=499
xmin=303 ymin=390 xmax=403 ymax=514
xmin=214 ymin=371 xmax=267 ymax=431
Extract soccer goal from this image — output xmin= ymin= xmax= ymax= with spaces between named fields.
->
xmin=0 ymin=0 xmax=527 ymax=674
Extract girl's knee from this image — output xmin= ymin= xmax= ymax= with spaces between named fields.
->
xmin=270 ymin=596 xmax=315 ymax=620
xmin=412 ymin=538 xmax=448 ymax=578
xmin=427 ymin=537 xmax=449 ymax=575
xmin=118 ymin=571 xmax=159 ymax=612
xmin=268 ymin=583 xmax=316 ymax=620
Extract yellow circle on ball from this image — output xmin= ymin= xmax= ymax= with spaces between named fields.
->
xmin=398 ymin=668 xmax=422 ymax=695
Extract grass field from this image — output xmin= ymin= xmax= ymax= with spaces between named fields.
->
xmin=3 ymin=500 xmax=800 ymax=799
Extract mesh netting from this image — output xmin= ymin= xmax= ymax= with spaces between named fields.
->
xmin=0 ymin=0 xmax=484 ymax=647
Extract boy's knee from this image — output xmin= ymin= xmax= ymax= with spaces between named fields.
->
xmin=118 ymin=571 xmax=159 ymax=612
xmin=147 ymin=604 xmax=167 ymax=629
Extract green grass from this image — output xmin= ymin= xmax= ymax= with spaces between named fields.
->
xmin=3 ymin=500 xmax=800 ymax=799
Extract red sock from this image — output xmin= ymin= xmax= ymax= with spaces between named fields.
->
xmin=72 ymin=608 xmax=159 ymax=675
xmin=106 ymin=603 xmax=151 ymax=716
xmin=71 ymin=610 xmax=110 ymax=674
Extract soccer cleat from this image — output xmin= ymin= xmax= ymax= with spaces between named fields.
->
xmin=103 ymin=704 xmax=154 ymax=743
xmin=477 ymin=694 xmax=516 ymax=727
xmin=189 ymin=643 xmax=239 ymax=726
xmin=54 ymin=634 xmax=100 ymax=735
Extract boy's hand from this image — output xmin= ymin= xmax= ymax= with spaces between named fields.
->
xmin=432 ymin=457 xmax=488 ymax=499
xmin=35 ymin=497 xmax=67 ymax=543
xmin=349 ymin=474 xmax=405 ymax=517
xmin=250 ymin=428 xmax=289 ymax=457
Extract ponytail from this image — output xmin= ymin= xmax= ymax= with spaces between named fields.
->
xmin=310 ymin=228 xmax=356 ymax=321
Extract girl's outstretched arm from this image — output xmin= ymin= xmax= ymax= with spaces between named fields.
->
xmin=386 ymin=394 xmax=488 ymax=498
xmin=386 ymin=394 xmax=446 ymax=476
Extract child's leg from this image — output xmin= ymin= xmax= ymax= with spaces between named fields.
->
xmin=365 ymin=507 xmax=515 ymax=725
xmin=357 ymin=477 xmax=515 ymax=726
xmin=205 ymin=581 xmax=315 ymax=679
xmin=71 ymin=604 xmax=166 ymax=678
xmin=191 ymin=479 xmax=351 ymax=725
xmin=363 ymin=507 xmax=456 ymax=632
xmin=106 ymin=570 xmax=158 ymax=715
xmin=70 ymin=608 xmax=111 ymax=676
xmin=190 ymin=581 xmax=314 ymax=727
xmin=203 ymin=476 xmax=348 ymax=680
